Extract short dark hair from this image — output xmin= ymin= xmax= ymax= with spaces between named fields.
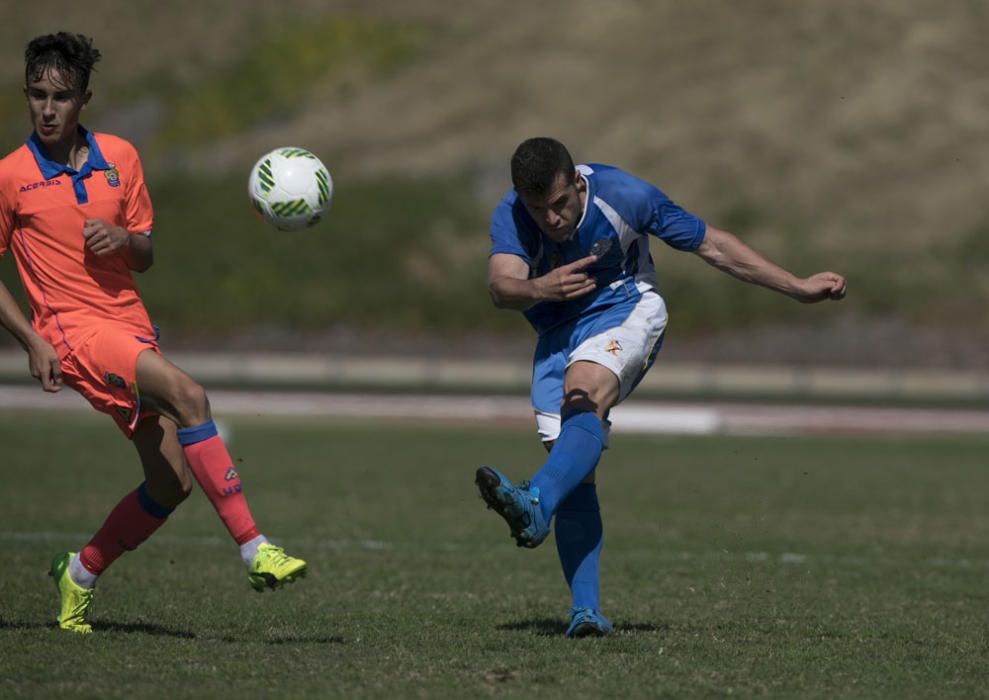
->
xmin=25 ymin=32 xmax=101 ymax=92
xmin=510 ymin=137 xmax=575 ymax=196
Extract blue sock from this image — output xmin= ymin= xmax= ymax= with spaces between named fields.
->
xmin=530 ymin=411 xmax=604 ymax=519
xmin=554 ymin=483 xmax=602 ymax=610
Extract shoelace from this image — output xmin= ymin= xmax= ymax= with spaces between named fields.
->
xmin=571 ymin=607 xmax=595 ymax=621
xmin=263 ymin=545 xmax=290 ymax=564
xmin=518 ymin=481 xmax=541 ymax=504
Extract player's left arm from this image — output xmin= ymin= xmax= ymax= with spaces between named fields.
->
xmin=82 ymin=219 xmax=153 ymax=272
xmin=693 ymin=226 xmax=846 ymax=303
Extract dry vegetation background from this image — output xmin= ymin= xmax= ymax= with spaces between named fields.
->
xmin=1 ymin=1 xmax=987 ymax=367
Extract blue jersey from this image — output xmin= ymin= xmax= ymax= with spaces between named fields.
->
xmin=489 ymin=163 xmax=706 ymax=335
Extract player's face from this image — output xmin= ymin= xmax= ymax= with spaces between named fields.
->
xmin=24 ymin=67 xmax=91 ymax=149
xmin=519 ymin=170 xmax=587 ymax=242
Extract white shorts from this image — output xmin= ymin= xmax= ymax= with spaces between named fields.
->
xmin=532 ymin=288 xmax=668 ymax=443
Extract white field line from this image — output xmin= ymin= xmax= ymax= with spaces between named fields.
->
xmin=3 ymin=530 xmax=986 ymax=570
xmin=3 ymin=384 xmax=989 ymax=435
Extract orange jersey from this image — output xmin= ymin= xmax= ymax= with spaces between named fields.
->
xmin=0 ymin=128 xmax=155 ymax=357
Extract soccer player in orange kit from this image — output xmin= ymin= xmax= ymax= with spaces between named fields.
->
xmin=0 ymin=33 xmax=306 ymax=634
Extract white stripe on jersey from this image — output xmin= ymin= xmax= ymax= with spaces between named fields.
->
xmin=592 ymin=195 xmax=658 ymax=290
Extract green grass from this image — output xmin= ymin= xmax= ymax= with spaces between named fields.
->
xmin=2 ymin=411 xmax=988 ymax=698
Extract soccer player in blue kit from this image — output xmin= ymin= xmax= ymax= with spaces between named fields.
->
xmin=476 ymin=137 xmax=846 ymax=637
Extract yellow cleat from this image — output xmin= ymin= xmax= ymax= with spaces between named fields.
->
xmin=247 ymin=543 xmax=307 ymax=592
xmin=49 ymin=552 xmax=94 ymax=634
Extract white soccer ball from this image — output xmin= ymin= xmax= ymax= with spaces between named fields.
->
xmin=248 ymin=147 xmax=333 ymax=231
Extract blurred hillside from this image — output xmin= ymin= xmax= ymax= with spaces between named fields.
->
xmin=1 ymin=1 xmax=987 ymax=367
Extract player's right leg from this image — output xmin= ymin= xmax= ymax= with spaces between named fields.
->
xmin=135 ymin=349 xmax=306 ymax=591
xmin=475 ymin=328 xmax=570 ymax=548
xmin=50 ymin=416 xmax=189 ymax=633
xmin=526 ymin=360 xmax=614 ymax=519
xmin=530 ymin=289 xmax=667 ymax=524
xmin=475 ymin=466 xmax=550 ymax=548
xmin=475 ymin=325 xmax=613 ymax=549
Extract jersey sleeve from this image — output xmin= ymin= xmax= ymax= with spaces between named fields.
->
xmin=649 ymin=196 xmax=707 ymax=251
xmin=596 ymin=166 xmax=706 ymax=252
xmin=643 ymin=186 xmax=706 ymax=252
xmin=122 ymin=146 xmax=153 ymax=235
xmin=488 ymin=196 xmax=531 ymax=264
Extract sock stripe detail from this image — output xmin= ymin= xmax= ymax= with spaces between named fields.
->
xmin=136 ymin=482 xmax=174 ymax=519
xmin=177 ymin=420 xmax=218 ymax=446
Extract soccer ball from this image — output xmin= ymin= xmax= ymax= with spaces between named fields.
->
xmin=248 ymin=147 xmax=333 ymax=231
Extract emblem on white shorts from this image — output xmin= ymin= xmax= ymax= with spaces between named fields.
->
xmin=605 ymin=340 xmax=623 ymax=356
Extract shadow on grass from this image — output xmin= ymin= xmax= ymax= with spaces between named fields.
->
xmin=497 ymin=618 xmax=666 ymax=637
xmin=97 ymin=624 xmax=345 ymax=644
xmin=0 ymin=617 xmax=196 ymax=638
xmin=95 ymin=621 xmax=197 ymax=638
xmin=496 ymin=618 xmax=567 ymax=636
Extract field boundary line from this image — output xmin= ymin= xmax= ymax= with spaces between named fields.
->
xmin=2 ymin=350 xmax=989 ymax=403
xmin=3 ymin=384 xmax=989 ymax=435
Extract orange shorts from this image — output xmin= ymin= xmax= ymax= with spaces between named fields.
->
xmin=60 ymin=325 xmax=161 ymax=438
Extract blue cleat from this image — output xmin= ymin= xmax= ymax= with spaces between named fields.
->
xmin=475 ymin=466 xmax=550 ymax=548
xmin=565 ymin=607 xmax=614 ymax=638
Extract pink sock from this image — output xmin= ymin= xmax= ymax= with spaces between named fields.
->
xmin=178 ymin=423 xmax=260 ymax=545
xmin=79 ymin=484 xmax=171 ymax=575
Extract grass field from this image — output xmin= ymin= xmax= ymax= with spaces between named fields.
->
xmin=2 ymin=411 xmax=988 ymax=698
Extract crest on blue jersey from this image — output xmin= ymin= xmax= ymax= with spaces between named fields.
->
xmin=104 ymin=167 xmax=121 ymax=188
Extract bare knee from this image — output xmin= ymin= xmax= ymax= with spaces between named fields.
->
xmin=170 ymin=378 xmax=210 ymax=427
xmin=561 ymin=387 xmax=602 ymax=417
xmin=561 ymin=362 xmax=619 ymax=420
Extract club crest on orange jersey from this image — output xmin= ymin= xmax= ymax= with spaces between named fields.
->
xmin=104 ymin=372 xmax=127 ymax=389
xmin=104 ymin=167 xmax=120 ymax=187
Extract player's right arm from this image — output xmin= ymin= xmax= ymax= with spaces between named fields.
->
xmin=0 ymin=281 xmax=61 ymax=392
xmin=488 ymin=253 xmax=599 ymax=310
xmin=0 ymin=167 xmax=60 ymax=391
xmin=82 ymin=219 xmax=153 ymax=272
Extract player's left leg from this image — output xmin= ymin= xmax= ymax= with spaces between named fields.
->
xmin=135 ymin=349 xmax=306 ymax=590
xmin=554 ymin=471 xmax=612 ymax=638
xmin=550 ymin=292 xmax=667 ymax=634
